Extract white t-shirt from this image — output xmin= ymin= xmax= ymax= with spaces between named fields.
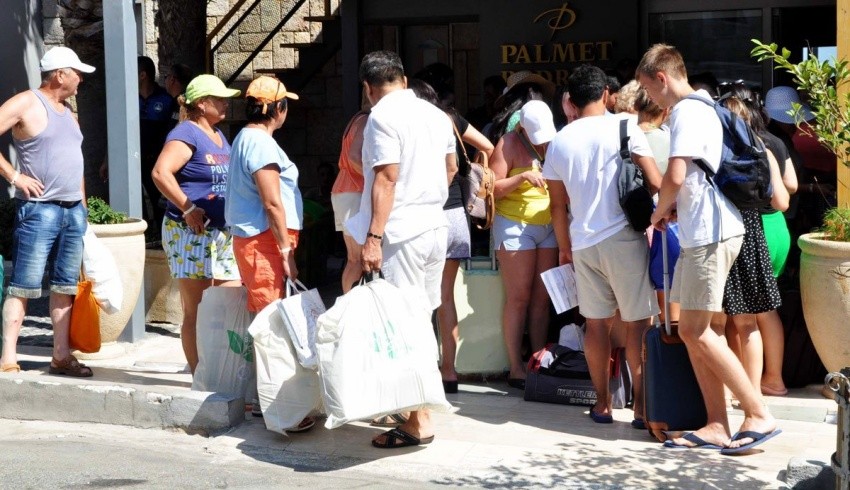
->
xmin=668 ymin=90 xmax=744 ymax=248
xmin=345 ymin=89 xmax=455 ymax=244
xmin=542 ymin=114 xmax=653 ymax=251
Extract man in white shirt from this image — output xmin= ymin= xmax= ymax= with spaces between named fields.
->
xmin=544 ymin=64 xmax=662 ymax=426
xmin=637 ymin=44 xmax=778 ymax=453
xmin=345 ymin=50 xmax=457 ymax=449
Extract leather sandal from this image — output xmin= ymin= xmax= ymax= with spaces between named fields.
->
xmin=48 ymin=355 xmax=93 ymax=378
xmin=1 ymin=364 xmax=21 ymax=373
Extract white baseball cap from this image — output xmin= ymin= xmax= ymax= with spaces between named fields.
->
xmin=39 ymin=46 xmax=96 ymax=73
xmin=520 ymin=100 xmax=556 ymax=145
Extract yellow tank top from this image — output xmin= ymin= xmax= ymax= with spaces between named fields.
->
xmin=495 ymin=163 xmax=552 ymax=225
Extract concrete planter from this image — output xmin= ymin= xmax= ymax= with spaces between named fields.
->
xmin=799 ymin=232 xmax=850 ymax=373
xmin=90 ymin=219 xmax=148 ymax=343
xmin=144 ymin=248 xmax=182 ymax=325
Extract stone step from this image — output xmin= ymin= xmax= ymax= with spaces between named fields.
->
xmin=0 ymin=369 xmax=243 ymax=436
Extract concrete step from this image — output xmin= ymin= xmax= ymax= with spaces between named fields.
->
xmin=1 ymin=343 xmax=244 ymax=435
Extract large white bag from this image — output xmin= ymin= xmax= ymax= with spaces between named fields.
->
xmin=276 ymin=279 xmax=326 ymax=369
xmin=192 ymin=286 xmax=256 ymax=402
xmin=82 ymin=226 xmax=122 ymax=314
xmin=316 ymin=278 xmax=451 ymax=429
xmin=249 ymin=299 xmax=324 ymax=434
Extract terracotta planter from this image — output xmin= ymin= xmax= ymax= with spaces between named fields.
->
xmin=799 ymin=232 xmax=850 ymax=373
xmin=144 ymin=248 xmax=182 ymax=324
xmin=90 ymin=219 xmax=148 ymax=343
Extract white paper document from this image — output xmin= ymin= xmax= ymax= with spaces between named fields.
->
xmin=540 ymin=264 xmax=579 ymax=314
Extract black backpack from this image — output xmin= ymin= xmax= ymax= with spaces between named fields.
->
xmin=685 ymin=94 xmax=773 ymax=209
xmin=617 ymin=119 xmax=654 ymax=230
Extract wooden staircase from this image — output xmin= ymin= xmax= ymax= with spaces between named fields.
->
xmin=206 ymin=0 xmax=342 ymax=92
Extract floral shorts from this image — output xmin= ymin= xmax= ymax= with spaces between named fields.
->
xmin=162 ymin=217 xmax=240 ymax=281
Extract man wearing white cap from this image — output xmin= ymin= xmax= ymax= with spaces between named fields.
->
xmin=543 ymin=64 xmax=662 ymax=426
xmin=0 ymin=46 xmax=96 ymax=377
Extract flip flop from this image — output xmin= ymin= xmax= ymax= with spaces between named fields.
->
xmin=663 ymin=432 xmax=723 ymax=450
xmin=286 ymin=417 xmax=316 ymax=433
xmin=370 ymin=413 xmax=409 ymax=427
xmin=371 ymin=428 xmax=434 ymax=449
xmin=589 ymin=409 xmax=613 ymax=424
xmin=761 ymin=385 xmax=789 ymax=397
xmin=1 ymin=364 xmax=21 ymax=373
xmin=631 ymin=418 xmax=646 ymax=430
xmin=720 ymin=429 xmax=782 ymax=455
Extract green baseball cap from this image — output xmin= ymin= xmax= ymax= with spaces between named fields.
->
xmin=184 ymin=74 xmax=241 ymax=104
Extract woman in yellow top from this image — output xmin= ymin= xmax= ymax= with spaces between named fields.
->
xmin=490 ymin=100 xmax=558 ymax=389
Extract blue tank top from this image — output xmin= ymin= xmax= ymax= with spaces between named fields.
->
xmin=163 ymin=121 xmax=232 ymax=228
xmin=12 ymin=89 xmax=84 ymax=202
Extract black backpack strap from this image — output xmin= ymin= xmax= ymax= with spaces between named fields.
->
xmin=619 ymin=118 xmax=630 ymax=161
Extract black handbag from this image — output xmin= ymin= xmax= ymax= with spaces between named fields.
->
xmin=617 ymin=119 xmax=654 ymax=231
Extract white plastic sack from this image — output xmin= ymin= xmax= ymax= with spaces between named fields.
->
xmin=192 ymin=286 xmax=256 ymax=402
xmin=558 ymin=323 xmax=585 ymax=351
xmin=276 ymin=279 xmax=326 ymax=369
xmin=249 ymin=299 xmax=324 ymax=434
xmin=316 ymin=278 xmax=451 ymax=429
xmin=82 ymin=226 xmax=122 ymax=314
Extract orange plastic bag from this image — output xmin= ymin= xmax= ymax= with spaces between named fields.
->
xmin=69 ymin=280 xmax=101 ymax=353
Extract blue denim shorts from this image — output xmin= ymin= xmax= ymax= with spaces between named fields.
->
xmin=8 ymin=199 xmax=86 ymax=298
xmin=492 ymin=214 xmax=557 ymax=251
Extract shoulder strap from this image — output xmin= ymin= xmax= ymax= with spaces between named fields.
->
xmin=451 ymin=121 xmax=471 ymax=164
xmin=517 ymin=129 xmax=544 ymax=164
xmin=684 ymin=93 xmax=715 ymax=107
xmin=619 ymin=118 xmax=630 ymax=161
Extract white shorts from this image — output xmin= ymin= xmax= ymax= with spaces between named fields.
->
xmin=381 ymin=227 xmax=448 ymax=312
xmin=332 ymin=192 xmax=362 ymax=234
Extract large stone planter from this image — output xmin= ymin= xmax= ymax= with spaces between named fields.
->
xmin=799 ymin=232 xmax=850 ymax=373
xmin=90 ymin=219 xmax=148 ymax=343
xmin=144 ymin=248 xmax=182 ymax=324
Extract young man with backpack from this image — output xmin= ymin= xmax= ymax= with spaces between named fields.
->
xmin=636 ymin=44 xmax=780 ymax=454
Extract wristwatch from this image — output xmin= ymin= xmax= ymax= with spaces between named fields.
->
xmin=366 ymin=232 xmax=383 ymax=242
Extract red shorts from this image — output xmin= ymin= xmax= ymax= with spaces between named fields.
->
xmin=233 ymin=228 xmax=300 ymax=312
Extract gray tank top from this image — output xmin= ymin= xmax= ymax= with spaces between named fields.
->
xmin=13 ymin=89 xmax=84 ymax=202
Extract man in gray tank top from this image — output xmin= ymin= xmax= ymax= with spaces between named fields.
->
xmin=0 ymin=47 xmax=96 ymax=377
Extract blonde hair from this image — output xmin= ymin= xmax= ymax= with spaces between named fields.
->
xmin=636 ymin=44 xmax=687 ymax=81
xmin=614 ymin=80 xmax=641 ymax=114
xmin=177 ymin=94 xmax=204 ymax=123
xmin=634 ymin=87 xmax=664 ymax=120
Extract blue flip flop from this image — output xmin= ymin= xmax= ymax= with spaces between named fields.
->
xmin=720 ymin=429 xmax=782 ymax=455
xmin=631 ymin=418 xmax=646 ymax=430
xmin=589 ymin=409 xmax=614 ymax=424
xmin=663 ymin=432 xmax=723 ymax=450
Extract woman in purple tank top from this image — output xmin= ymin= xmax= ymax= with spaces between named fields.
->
xmin=152 ymin=75 xmax=241 ymax=375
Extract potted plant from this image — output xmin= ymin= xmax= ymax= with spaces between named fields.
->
xmin=751 ymin=40 xmax=850 ymax=373
xmin=86 ymin=197 xmax=147 ymax=346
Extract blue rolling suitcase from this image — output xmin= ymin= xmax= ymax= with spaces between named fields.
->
xmin=642 ymin=230 xmax=707 ymax=442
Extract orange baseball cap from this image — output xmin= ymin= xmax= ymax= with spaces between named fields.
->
xmin=246 ymin=76 xmax=299 ymax=103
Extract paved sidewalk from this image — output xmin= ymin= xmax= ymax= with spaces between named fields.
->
xmin=1 ymin=331 xmax=839 ymax=489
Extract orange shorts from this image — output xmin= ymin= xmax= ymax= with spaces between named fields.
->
xmin=233 ymin=228 xmax=300 ymax=312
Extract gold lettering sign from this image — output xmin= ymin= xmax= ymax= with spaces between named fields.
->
xmin=500 ymin=42 xmax=613 ymax=64
xmin=533 ymin=2 xmax=577 ymax=41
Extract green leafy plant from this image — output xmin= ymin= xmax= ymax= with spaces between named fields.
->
xmin=86 ymin=196 xmax=127 ymax=225
xmin=751 ymin=39 xmax=850 ymax=167
xmin=751 ymin=39 xmax=850 ymax=241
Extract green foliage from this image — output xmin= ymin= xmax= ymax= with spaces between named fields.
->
xmin=821 ymin=207 xmax=850 ymax=242
xmin=751 ymin=39 xmax=850 ymax=166
xmin=0 ymin=199 xmax=14 ymax=259
xmin=86 ymin=196 xmax=127 ymax=225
